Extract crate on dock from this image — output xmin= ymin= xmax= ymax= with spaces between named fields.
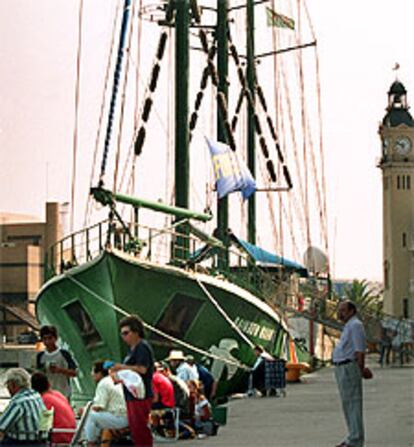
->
xmin=212 ymin=405 xmax=227 ymax=425
xmin=264 ymin=359 xmax=287 ymax=396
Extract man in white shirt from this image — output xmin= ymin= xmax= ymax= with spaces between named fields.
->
xmin=83 ymin=361 xmax=128 ymax=447
xmin=332 ymin=301 xmax=372 ymax=447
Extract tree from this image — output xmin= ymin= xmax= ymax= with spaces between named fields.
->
xmin=343 ymin=279 xmax=383 ymax=316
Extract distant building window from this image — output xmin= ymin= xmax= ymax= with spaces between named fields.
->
xmin=6 ymin=235 xmax=41 ymax=246
xmin=402 ymin=232 xmax=407 ymax=247
xmin=397 ymin=175 xmax=400 ymax=189
xmin=64 ymin=301 xmax=102 ymax=348
xmin=402 ymin=175 xmax=406 ymax=189
xmin=407 ymin=175 xmax=411 ymax=190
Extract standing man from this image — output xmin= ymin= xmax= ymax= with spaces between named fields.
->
xmin=36 ymin=325 xmax=77 ymax=399
xmin=333 ymin=301 xmax=372 ymax=447
xmin=0 ymin=368 xmax=46 ymax=445
xmin=112 ymin=315 xmax=154 ymax=447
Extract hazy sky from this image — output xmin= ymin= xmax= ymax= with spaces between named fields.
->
xmin=1 ymin=0 xmax=413 ymax=282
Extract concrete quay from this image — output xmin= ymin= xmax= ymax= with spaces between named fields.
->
xmin=182 ymin=357 xmax=413 ymax=447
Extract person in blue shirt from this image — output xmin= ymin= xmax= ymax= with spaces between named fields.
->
xmin=332 ymin=301 xmax=372 ymax=447
xmin=186 ymin=356 xmax=217 ymax=401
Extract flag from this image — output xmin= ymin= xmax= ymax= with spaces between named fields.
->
xmin=266 ymin=7 xmax=295 ymax=30
xmin=206 ymin=138 xmax=256 ymax=200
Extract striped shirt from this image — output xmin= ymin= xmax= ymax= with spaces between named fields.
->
xmin=0 ymin=388 xmax=46 ymax=441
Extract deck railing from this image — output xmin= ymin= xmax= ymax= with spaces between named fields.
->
xmin=44 ymin=219 xmax=281 ymax=302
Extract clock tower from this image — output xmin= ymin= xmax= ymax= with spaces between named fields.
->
xmin=379 ymin=79 xmax=414 ymax=318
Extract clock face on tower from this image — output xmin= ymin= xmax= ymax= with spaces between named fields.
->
xmin=394 ymin=136 xmax=412 ymax=155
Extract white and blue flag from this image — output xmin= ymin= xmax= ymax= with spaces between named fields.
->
xmin=206 ymin=138 xmax=256 ymax=200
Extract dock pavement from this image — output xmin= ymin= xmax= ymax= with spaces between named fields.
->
xmin=179 ymin=356 xmax=413 ymax=447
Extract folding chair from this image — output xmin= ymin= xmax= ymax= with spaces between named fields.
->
xmin=69 ymin=400 xmax=94 ymax=446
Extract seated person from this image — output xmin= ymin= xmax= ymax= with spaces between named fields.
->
xmin=83 ymin=361 xmax=128 ymax=447
xmin=157 ymin=362 xmax=190 ymax=417
xmin=165 ymin=350 xmax=198 ymax=382
xmin=187 ymin=356 xmax=217 ymax=401
xmin=0 ymin=368 xmax=46 ymax=446
xmin=152 ymin=363 xmax=175 ymax=409
xmin=31 ymin=372 xmax=76 ymax=445
xmin=188 ymin=380 xmax=215 ymax=436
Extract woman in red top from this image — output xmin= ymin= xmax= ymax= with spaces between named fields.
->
xmin=31 ymin=372 xmax=76 ymax=444
xmin=152 ymin=365 xmax=175 ymax=409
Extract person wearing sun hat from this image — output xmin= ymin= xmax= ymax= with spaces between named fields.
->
xmin=165 ymin=350 xmax=198 ymax=382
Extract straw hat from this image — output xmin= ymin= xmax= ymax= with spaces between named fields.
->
xmin=165 ymin=350 xmax=186 ymax=362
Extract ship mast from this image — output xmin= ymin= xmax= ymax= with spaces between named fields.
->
xmin=216 ymin=0 xmax=230 ymax=270
xmin=246 ymin=0 xmax=256 ymax=245
xmin=173 ymin=0 xmax=190 ymax=261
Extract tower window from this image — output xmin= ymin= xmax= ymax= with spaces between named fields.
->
xmin=403 ymin=298 xmax=409 ymax=319
xmin=384 ymin=260 xmax=389 ymax=290
xmin=402 ymin=232 xmax=407 ymax=247
xmin=397 ymin=175 xmax=411 ymax=190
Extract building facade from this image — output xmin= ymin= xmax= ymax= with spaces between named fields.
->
xmin=378 ymin=80 xmax=414 ymax=318
xmin=0 ymin=203 xmax=62 ymax=340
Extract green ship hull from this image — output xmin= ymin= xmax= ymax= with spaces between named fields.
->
xmin=36 ymin=248 xmax=309 ymax=400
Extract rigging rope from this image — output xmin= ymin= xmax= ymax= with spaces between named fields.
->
xmin=113 ymin=0 xmax=137 ymax=192
xmin=185 ymin=1 xmax=237 ymax=150
xmin=129 ymin=0 xmax=144 ymax=225
xmin=303 ymin=0 xmax=330 ymax=261
xmin=99 ymin=0 xmax=133 ymax=186
xmin=70 ymin=0 xmax=84 ymax=233
xmin=133 ymin=30 xmax=169 ymax=155
xmin=84 ymin=3 xmax=121 ymax=229
xmin=65 ymin=272 xmax=250 ymax=371
xmin=226 ymin=28 xmax=293 ymax=189
xmin=195 ymin=278 xmax=255 ymax=349
xmin=296 ymin=0 xmax=312 ymax=250
xmin=188 ymin=46 xmax=217 ymax=142
xmin=270 ymin=2 xmax=284 ymax=256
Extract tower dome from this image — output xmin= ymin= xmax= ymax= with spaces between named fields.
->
xmin=383 ymin=79 xmax=414 ymax=128
xmin=388 ymin=80 xmax=407 ymax=96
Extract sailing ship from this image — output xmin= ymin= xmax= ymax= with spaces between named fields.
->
xmin=35 ymin=0 xmax=328 ymax=399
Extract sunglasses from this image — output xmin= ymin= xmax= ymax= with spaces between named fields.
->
xmin=120 ymin=329 xmax=131 ymax=337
